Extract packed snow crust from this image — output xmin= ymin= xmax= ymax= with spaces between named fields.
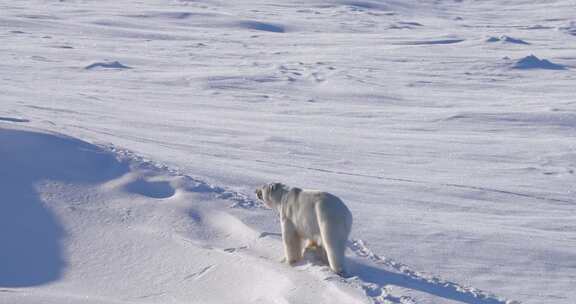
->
xmin=1 ymin=0 xmax=575 ymax=303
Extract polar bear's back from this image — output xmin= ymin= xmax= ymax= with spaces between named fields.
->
xmin=315 ymin=192 xmax=352 ymax=230
xmin=300 ymin=189 xmax=353 ymax=233
xmin=284 ymin=188 xmax=352 ymax=241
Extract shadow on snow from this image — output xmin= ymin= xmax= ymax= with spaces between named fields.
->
xmin=349 ymin=259 xmax=506 ymax=304
xmin=0 ymin=128 xmax=128 ymax=287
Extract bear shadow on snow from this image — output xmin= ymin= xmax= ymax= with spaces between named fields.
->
xmin=0 ymin=127 xmax=128 ymax=287
xmin=348 ymin=259 xmax=507 ymax=304
xmin=281 ymin=242 xmax=505 ymax=303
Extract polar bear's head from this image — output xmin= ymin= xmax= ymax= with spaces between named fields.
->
xmin=255 ymin=182 xmax=287 ymax=209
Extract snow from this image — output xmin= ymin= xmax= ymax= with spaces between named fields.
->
xmin=0 ymin=125 xmax=368 ymax=304
xmin=1 ymin=0 xmax=575 ymax=303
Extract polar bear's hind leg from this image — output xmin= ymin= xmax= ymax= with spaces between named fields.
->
xmin=282 ymin=219 xmax=303 ymax=264
xmin=316 ymin=203 xmax=350 ymax=275
xmin=320 ymin=228 xmax=346 ymax=274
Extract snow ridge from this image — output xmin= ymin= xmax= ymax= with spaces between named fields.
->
xmin=105 ymin=144 xmax=265 ymax=209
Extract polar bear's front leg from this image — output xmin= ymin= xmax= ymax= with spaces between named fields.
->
xmin=281 ymin=219 xmax=302 ymax=264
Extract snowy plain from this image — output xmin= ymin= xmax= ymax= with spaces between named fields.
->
xmin=1 ymin=0 xmax=575 ymax=303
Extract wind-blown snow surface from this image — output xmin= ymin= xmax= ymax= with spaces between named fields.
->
xmin=0 ymin=126 xmax=370 ymax=303
xmin=1 ymin=0 xmax=575 ymax=303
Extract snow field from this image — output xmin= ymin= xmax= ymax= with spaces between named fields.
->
xmin=2 ymin=0 xmax=576 ymax=303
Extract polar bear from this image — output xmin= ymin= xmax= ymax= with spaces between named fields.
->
xmin=256 ymin=182 xmax=352 ymax=275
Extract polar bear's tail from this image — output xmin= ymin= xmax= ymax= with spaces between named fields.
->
xmin=316 ymin=198 xmax=352 ymax=276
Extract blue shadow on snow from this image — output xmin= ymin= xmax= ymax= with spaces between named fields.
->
xmin=349 ymin=259 xmax=507 ymax=304
xmin=0 ymin=128 xmax=128 ymax=287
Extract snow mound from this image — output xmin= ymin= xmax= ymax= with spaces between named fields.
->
xmin=486 ymin=35 xmax=529 ymax=45
xmin=512 ymin=55 xmax=566 ymax=70
xmin=0 ymin=126 xmax=369 ymax=303
xmin=338 ymin=0 xmax=390 ymax=11
xmin=237 ymin=20 xmax=286 ymax=33
xmin=85 ymin=61 xmax=132 ymax=70
xmin=1 ymin=126 xmax=519 ymax=304
xmin=390 ymin=21 xmax=424 ymax=29
xmin=0 ymin=127 xmax=128 ymax=287
xmin=399 ymin=38 xmax=465 ymax=45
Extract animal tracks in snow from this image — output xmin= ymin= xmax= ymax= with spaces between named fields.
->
xmin=278 ymin=61 xmax=337 ymax=84
xmin=347 ymin=240 xmax=514 ymax=304
xmin=204 ymin=61 xmax=338 ymax=94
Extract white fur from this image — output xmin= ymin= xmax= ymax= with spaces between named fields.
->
xmin=256 ymin=183 xmax=353 ymax=275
